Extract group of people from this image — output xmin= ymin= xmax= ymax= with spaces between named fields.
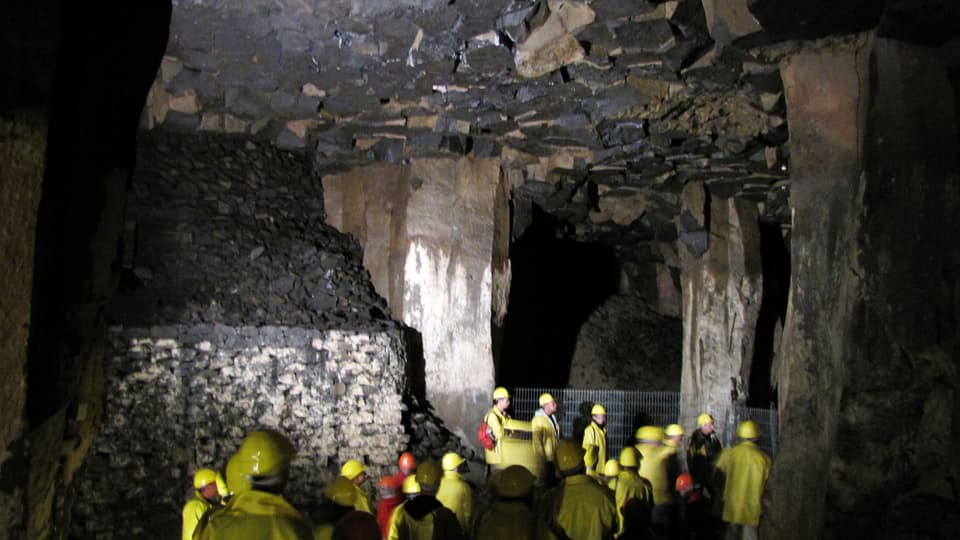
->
xmin=180 ymin=387 xmax=771 ymax=540
xmin=481 ymin=387 xmax=772 ymax=540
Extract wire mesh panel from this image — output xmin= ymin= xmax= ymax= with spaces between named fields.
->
xmin=514 ymin=388 xmax=778 ymax=458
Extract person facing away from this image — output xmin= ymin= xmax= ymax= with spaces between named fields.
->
xmin=341 ymin=459 xmax=373 ymax=514
xmin=484 ymin=386 xmax=512 ymax=470
xmin=387 ymin=461 xmax=463 ymax=540
xmin=540 ymin=439 xmax=619 ymax=540
xmin=182 ymin=468 xmax=223 ymax=540
xmin=376 ymin=476 xmax=403 ymax=539
xmin=675 ymin=472 xmax=721 ymax=540
xmin=531 ymin=392 xmax=561 ymax=483
xmin=615 ymin=446 xmax=654 ymax=537
xmin=475 ymin=465 xmax=556 ymax=540
xmin=393 ymin=452 xmax=417 ymax=487
xmin=582 ymin=403 xmax=608 ymax=479
xmin=713 ymin=421 xmax=771 ymax=540
xmin=435 ymin=452 xmax=472 ymax=533
xmin=313 ymin=476 xmax=363 ymax=540
xmin=194 ymin=430 xmax=313 ymax=540
xmin=687 ymin=413 xmax=723 ymax=494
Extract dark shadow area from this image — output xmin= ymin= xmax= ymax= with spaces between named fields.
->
xmin=498 ymin=205 xmax=620 ymax=387
xmin=747 ymin=222 xmax=790 ymax=407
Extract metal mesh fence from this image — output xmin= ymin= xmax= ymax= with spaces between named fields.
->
xmin=513 ymin=388 xmax=778 ymax=458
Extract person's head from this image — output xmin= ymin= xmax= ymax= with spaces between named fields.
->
xmin=495 ymin=465 xmax=535 ymax=501
xmin=737 ymin=420 xmax=760 ymax=441
xmin=324 ymin=476 xmax=358 ymax=508
xmin=635 ymin=425 xmax=663 ymax=445
xmin=226 ymin=430 xmax=296 ymax=495
xmin=675 ymin=472 xmax=694 ymax=495
xmin=341 ymin=459 xmax=367 ymax=485
xmin=697 ymin=413 xmax=715 ymax=435
xmin=398 ymin=452 xmax=416 ymax=475
xmin=492 ymin=386 xmax=511 ymax=411
xmin=193 ymin=468 xmax=220 ymax=501
xmin=539 ymin=393 xmax=558 ymax=415
xmin=618 ymin=446 xmax=640 ymax=472
xmin=441 ymin=452 xmax=466 ymax=475
xmin=603 ymin=459 xmax=620 ymax=481
xmin=555 ymin=439 xmax=586 ymax=477
xmin=415 ymin=461 xmax=442 ymax=495
xmin=378 ymin=476 xmax=400 ymax=500
xmin=401 ymin=475 xmax=420 ymax=499
xmin=591 ymin=403 xmax=606 ymax=426
xmin=664 ymin=424 xmax=684 ymax=446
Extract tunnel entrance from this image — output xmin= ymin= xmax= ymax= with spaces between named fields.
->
xmin=496 ymin=205 xmax=620 ymax=388
xmin=747 ymin=222 xmax=790 ymax=406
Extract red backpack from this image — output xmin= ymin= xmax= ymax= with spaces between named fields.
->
xmin=477 ymin=419 xmax=496 ymax=450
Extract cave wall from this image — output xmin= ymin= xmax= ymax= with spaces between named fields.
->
xmin=766 ymin=33 xmax=960 ymax=540
xmin=323 ymin=157 xmax=507 ymax=448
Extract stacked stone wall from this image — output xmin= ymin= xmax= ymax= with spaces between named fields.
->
xmin=72 ymin=324 xmax=408 ymax=539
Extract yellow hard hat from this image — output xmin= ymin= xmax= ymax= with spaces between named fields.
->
xmin=635 ymin=425 xmax=664 ymax=442
xmin=497 ymin=465 xmax=535 ymax=498
xmin=226 ymin=430 xmax=295 ymax=494
xmin=324 ymin=476 xmax=358 ymax=507
xmin=619 ymin=446 xmax=640 ymax=468
xmin=591 ymin=403 xmax=606 ymax=416
xmin=441 ymin=452 xmax=465 ymax=471
xmin=341 ymin=459 xmax=366 ymax=480
xmin=738 ymin=420 xmax=760 ymax=439
xmin=697 ymin=413 xmax=715 ymax=427
xmin=415 ymin=461 xmax=442 ymax=490
xmin=556 ymin=439 xmax=585 ymax=472
xmin=492 ymin=386 xmax=510 ymax=400
xmin=603 ymin=459 xmax=620 ymax=477
xmin=402 ymin=474 xmax=421 ymax=495
xmin=539 ymin=393 xmax=555 ymax=407
xmin=665 ymin=424 xmax=684 ymax=437
xmin=193 ymin=468 xmax=218 ymax=490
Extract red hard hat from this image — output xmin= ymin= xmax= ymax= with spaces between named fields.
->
xmin=398 ymin=452 xmax=416 ymax=470
xmin=675 ymin=472 xmax=694 ymax=492
xmin=378 ymin=476 xmax=401 ymax=489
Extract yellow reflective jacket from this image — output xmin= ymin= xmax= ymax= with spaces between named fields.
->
xmin=531 ymin=409 xmax=559 ymax=465
xmin=636 ymin=443 xmax=673 ymax=505
xmin=387 ymin=495 xmax=463 ymax=540
xmin=582 ymin=421 xmax=607 ymax=476
xmin=615 ymin=470 xmax=654 ymax=535
xmin=348 ymin=482 xmax=372 ymax=514
xmin=714 ymin=441 xmax=771 ymax=526
xmin=484 ymin=407 xmax=508 ymax=465
xmin=182 ymin=496 xmax=212 ymax=540
xmin=540 ymin=474 xmax=619 ymax=540
xmin=475 ymin=501 xmax=557 ymax=540
xmin=436 ymin=471 xmax=472 ymax=533
xmin=194 ymin=490 xmax=313 ymax=540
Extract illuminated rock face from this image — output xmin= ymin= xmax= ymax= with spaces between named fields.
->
xmin=324 ymin=157 xmax=508 ymax=448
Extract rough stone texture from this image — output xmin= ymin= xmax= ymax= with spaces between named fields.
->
xmin=702 ymin=0 xmax=762 ymax=46
xmin=678 ymin=182 xmax=763 ymax=425
xmin=765 ymin=35 xmax=960 ymax=540
xmin=568 ymin=294 xmax=682 ymax=390
xmin=0 ymin=112 xmax=45 ymax=540
xmin=72 ymin=325 xmax=409 ymax=539
xmin=323 ymin=157 xmax=507 ymax=449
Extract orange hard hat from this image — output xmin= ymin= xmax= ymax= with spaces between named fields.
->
xmin=675 ymin=472 xmax=694 ymax=492
xmin=379 ymin=476 xmax=401 ymax=489
xmin=398 ymin=452 xmax=416 ymax=470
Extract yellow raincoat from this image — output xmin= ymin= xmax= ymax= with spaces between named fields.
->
xmin=714 ymin=441 xmax=771 ymax=526
xmin=436 ymin=470 xmax=472 ymax=532
xmin=194 ymin=489 xmax=313 ymax=540
xmin=582 ymin=421 xmax=607 ymax=477
xmin=540 ymin=474 xmax=618 ymax=539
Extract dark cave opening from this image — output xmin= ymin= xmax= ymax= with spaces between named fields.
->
xmin=747 ymin=221 xmax=791 ymax=407
xmin=497 ymin=205 xmax=620 ymax=388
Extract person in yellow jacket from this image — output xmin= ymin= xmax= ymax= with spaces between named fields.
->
xmin=387 ymin=461 xmax=463 ymax=540
xmin=603 ymin=459 xmax=621 ymax=492
xmin=475 ymin=465 xmax=556 ymax=540
xmin=540 ymin=439 xmax=618 ymax=539
xmin=436 ymin=452 xmax=472 ymax=533
xmin=484 ymin=386 xmax=512 ymax=471
xmin=531 ymin=392 xmax=560 ymax=483
xmin=582 ymin=403 xmax=607 ymax=478
xmin=182 ymin=468 xmax=223 ymax=540
xmin=615 ymin=446 xmax=654 ymax=537
xmin=714 ymin=421 xmax=771 ymax=540
xmin=194 ymin=430 xmax=313 ymax=540
xmin=635 ymin=425 xmax=675 ymax=534
xmin=312 ymin=476 xmax=360 ymax=540
xmin=340 ymin=459 xmax=373 ymax=513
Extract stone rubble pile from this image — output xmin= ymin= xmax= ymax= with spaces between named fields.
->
xmin=72 ymin=325 xmax=409 ymax=539
xmin=404 ymin=395 xmax=481 ymax=464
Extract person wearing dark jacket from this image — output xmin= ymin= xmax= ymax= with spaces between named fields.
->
xmin=386 ymin=461 xmax=463 ymax=540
